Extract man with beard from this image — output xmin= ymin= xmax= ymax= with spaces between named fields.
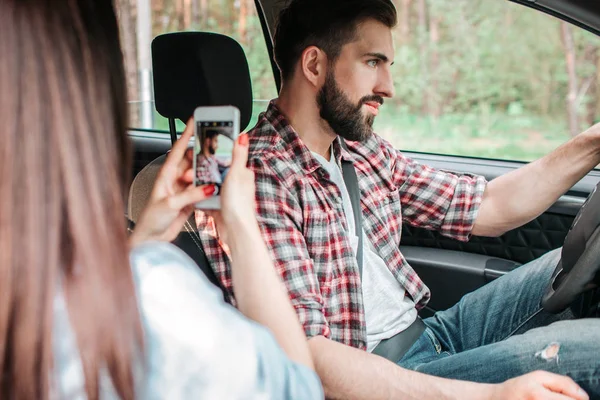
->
xmin=196 ymin=129 xmax=230 ymax=187
xmin=196 ymin=0 xmax=600 ymax=398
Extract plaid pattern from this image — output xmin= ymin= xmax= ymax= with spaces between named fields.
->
xmin=196 ymin=101 xmax=487 ymax=350
xmin=196 ymin=155 xmax=223 ymax=184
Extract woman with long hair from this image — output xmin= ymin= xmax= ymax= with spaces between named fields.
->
xmin=0 ymin=1 xmax=322 ymax=398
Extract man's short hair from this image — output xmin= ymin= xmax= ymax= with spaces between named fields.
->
xmin=273 ymin=0 xmax=397 ymax=82
xmin=204 ymin=129 xmax=220 ymax=140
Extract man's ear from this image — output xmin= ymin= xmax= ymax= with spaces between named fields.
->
xmin=300 ymin=46 xmax=328 ymax=88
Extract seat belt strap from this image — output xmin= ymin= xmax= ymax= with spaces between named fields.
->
xmin=340 ymin=143 xmax=424 ymax=364
xmin=340 ymin=147 xmax=364 ymax=277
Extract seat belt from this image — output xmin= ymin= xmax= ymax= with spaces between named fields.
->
xmin=126 ymin=215 xmax=231 ymax=304
xmin=339 ymin=144 xmax=425 ymax=363
xmin=341 ymin=155 xmax=364 ymax=276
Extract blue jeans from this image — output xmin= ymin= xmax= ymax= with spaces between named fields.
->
xmin=397 ymin=248 xmax=600 ymax=396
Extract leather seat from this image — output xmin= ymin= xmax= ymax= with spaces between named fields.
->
xmin=127 ymin=32 xmax=254 ymax=301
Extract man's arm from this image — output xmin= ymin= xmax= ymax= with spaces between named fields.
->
xmin=473 ymin=124 xmax=600 ymax=237
xmin=309 ymin=336 xmax=495 ymax=400
xmin=309 ymin=336 xmax=588 ymax=400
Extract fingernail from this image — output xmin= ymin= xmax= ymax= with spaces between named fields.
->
xmin=238 ymin=134 xmax=249 ymax=146
xmin=202 ymin=184 xmax=216 ymax=196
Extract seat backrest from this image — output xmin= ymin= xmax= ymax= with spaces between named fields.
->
xmin=128 ymin=32 xmax=254 ymax=301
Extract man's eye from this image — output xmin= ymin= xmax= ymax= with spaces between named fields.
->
xmin=367 ymin=59 xmax=379 ymax=68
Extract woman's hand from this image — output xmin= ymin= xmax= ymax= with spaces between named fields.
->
xmin=130 ymin=118 xmax=215 ymax=247
xmin=205 ymin=134 xmax=258 ymax=245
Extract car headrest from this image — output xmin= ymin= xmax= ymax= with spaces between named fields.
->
xmin=152 ymin=32 xmax=253 ymax=130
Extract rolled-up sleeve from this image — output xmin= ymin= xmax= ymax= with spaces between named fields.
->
xmin=390 ymin=148 xmax=487 ymax=241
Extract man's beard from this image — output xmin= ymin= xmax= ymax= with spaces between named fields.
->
xmin=208 ymin=145 xmax=216 ymax=155
xmin=317 ymin=71 xmax=383 ymax=142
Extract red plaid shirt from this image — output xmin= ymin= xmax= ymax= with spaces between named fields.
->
xmin=196 ymin=155 xmax=222 ymax=184
xmin=196 ymin=102 xmax=487 ymax=350
xmin=195 ymin=155 xmax=230 ymax=185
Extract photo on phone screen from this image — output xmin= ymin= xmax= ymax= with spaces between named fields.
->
xmin=193 ymin=106 xmax=239 ymax=209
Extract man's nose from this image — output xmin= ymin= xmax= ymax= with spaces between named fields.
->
xmin=375 ymin=67 xmax=395 ymax=99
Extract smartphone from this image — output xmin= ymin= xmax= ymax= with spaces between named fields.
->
xmin=193 ymin=105 xmax=240 ymax=209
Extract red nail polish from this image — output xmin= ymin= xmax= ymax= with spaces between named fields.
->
xmin=238 ymin=134 xmax=249 ymax=146
xmin=202 ymin=184 xmax=216 ymax=196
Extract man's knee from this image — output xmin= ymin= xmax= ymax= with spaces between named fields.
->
xmin=526 ymin=319 xmax=600 ymax=360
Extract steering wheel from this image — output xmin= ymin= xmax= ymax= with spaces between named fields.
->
xmin=542 ymin=182 xmax=600 ymax=313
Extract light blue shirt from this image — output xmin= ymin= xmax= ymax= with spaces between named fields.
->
xmin=53 ymin=242 xmax=323 ymax=399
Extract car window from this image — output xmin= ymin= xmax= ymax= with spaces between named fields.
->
xmin=373 ymin=1 xmax=600 ymax=162
xmin=116 ymin=0 xmax=277 ymax=133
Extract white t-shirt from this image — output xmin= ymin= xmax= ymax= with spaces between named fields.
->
xmin=312 ymin=150 xmax=418 ymax=352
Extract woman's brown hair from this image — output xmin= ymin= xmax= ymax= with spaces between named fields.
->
xmin=0 ymin=0 xmax=142 ymax=398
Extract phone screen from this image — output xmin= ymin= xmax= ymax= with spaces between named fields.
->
xmin=194 ymin=120 xmax=235 ymax=208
